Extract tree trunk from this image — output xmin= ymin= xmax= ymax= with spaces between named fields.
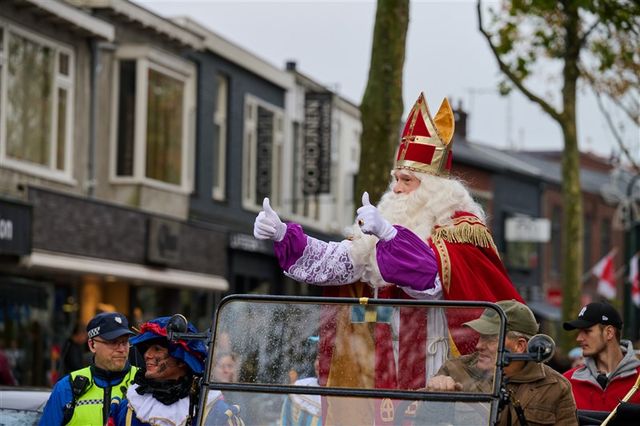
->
xmin=356 ymin=0 xmax=409 ymax=206
xmin=560 ymin=0 xmax=583 ymax=352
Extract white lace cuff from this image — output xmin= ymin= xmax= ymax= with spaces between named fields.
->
xmin=285 ymin=237 xmax=363 ymax=286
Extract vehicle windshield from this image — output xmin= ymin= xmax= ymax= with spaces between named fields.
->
xmin=198 ymin=296 xmax=507 ymax=426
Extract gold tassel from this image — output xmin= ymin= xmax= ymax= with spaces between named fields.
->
xmin=432 ymin=221 xmax=497 ymax=251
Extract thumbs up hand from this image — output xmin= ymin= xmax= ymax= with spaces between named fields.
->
xmin=356 ymin=192 xmax=397 ymax=241
xmin=254 ymin=198 xmax=287 ymax=242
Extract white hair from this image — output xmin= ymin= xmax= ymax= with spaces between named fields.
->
xmin=349 ymin=170 xmax=485 ymax=288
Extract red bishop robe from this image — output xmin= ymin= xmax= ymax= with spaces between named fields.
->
xmin=318 ymin=212 xmax=523 ymax=425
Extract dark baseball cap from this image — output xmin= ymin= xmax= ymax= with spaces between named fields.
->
xmin=563 ymin=302 xmax=623 ymax=331
xmin=87 ymin=312 xmax=134 ymax=341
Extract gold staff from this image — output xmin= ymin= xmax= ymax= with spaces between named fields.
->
xmin=601 ymin=372 xmax=640 ymax=426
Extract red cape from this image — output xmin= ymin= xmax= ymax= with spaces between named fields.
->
xmin=318 ymin=212 xmax=522 ymax=423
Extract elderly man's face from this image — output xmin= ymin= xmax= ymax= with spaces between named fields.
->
xmin=475 ymin=333 xmax=527 ymax=376
xmin=392 ymin=170 xmax=420 ymax=194
xmin=475 ymin=334 xmax=499 ymax=372
xmin=143 ymin=343 xmax=187 ymax=381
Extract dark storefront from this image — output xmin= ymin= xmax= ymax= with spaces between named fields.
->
xmin=0 ymin=189 xmax=228 ymax=386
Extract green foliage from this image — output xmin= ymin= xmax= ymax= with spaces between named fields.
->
xmin=478 ymin=0 xmax=639 ymax=351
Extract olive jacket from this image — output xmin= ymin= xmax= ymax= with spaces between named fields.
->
xmin=437 ymin=353 xmax=578 ymax=426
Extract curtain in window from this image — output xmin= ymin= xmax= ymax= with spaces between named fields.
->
xmin=146 ymin=68 xmax=183 ymax=184
xmin=6 ymin=33 xmax=53 ymax=166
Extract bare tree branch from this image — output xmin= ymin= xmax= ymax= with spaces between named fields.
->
xmin=477 ymin=0 xmax=562 ymax=122
xmin=578 ymin=18 xmax=600 ymax=48
xmin=580 ymin=64 xmax=640 ymax=171
xmin=594 ymin=89 xmax=640 ymax=174
xmin=612 ymin=95 xmax=640 ymax=126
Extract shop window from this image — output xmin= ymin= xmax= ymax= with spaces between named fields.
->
xmin=212 ymin=74 xmax=229 ymax=201
xmin=506 ymin=240 xmax=538 ymax=270
xmin=0 ymin=24 xmax=74 ymax=181
xmin=131 ymin=286 xmax=214 ymax=333
xmin=242 ymin=95 xmax=284 ymax=209
xmin=504 ymin=214 xmax=537 ymax=271
xmin=0 ymin=277 xmax=62 ymax=386
xmin=112 ymin=46 xmax=195 ymax=192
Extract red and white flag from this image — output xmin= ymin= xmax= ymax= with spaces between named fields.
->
xmin=593 ymin=250 xmax=616 ymax=299
xmin=630 ymin=253 xmax=640 ymax=307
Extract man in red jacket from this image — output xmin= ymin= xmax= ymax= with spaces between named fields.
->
xmin=563 ymin=302 xmax=640 ymax=411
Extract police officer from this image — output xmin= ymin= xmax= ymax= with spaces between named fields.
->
xmin=41 ymin=312 xmax=137 ymax=425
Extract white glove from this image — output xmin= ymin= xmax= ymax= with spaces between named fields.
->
xmin=253 ymin=198 xmax=287 ymax=242
xmin=356 ymin=192 xmax=397 ymax=241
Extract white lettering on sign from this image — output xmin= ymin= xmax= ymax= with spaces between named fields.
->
xmin=0 ymin=218 xmax=13 ymax=241
xmin=505 ymin=216 xmax=550 ymax=242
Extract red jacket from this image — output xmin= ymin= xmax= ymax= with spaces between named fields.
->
xmin=563 ymin=344 xmax=640 ymax=411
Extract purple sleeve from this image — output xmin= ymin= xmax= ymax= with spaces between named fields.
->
xmin=376 ymin=225 xmax=438 ymax=291
xmin=273 ymin=223 xmax=308 ymax=271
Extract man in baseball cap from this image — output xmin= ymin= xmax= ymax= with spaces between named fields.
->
xmin=563 ymin=301 xmax=623 ymax=331
xmin=563 ymin=302 xmax=640 ymax=411
xmin=86 ymin=312 xmax=135 ymax=341
xmin=426 ymin=300 xmax=577 ymax=425
xmin=41 ymin=312 xmax=138 ymax=425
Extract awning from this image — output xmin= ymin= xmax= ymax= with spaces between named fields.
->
xmin=21 ymin=250 xmax=228 ymax=291
xmin=528 ymin=300 xmax=562 ymax=321
xmin=24 ymin=0 xmax=115 ymax=41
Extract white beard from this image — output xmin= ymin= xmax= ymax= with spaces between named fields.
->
xmin=376 ymin=189 xmax=435 ymax=240
xmin=347 ymin=173 xmax=484 ymax=289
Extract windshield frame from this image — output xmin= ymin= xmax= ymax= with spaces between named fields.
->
xmin=196 ymin=294 xmax=509 ymax=425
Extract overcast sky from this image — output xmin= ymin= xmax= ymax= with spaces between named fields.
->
xmin=138 ymin=0 xmax=638 ymax=160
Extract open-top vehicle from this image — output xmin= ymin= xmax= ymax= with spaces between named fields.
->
xmin=166 ymin=295 xmax=571 ymax=426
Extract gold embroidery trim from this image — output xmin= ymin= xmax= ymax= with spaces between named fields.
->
xmin=433 ymin=237 xmax=451 ymax=292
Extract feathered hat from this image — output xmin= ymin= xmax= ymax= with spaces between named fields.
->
xmin=130 ymin=316 xmax=207 ymax=375
xmin=395 ymin=92 xmax=455 ymax=176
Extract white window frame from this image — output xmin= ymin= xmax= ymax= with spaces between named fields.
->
xmin=212 ymin=74 xmax=228 ymax=201
xmin=0 ymin=21 xmax=75 ymax=183
xmin=242 ymin=94 xmax=284 ymax=211
xmin=109 ymin=45 xmax=196 ymax=194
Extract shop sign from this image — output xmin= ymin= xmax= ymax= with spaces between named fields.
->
xmin=505 ymin=216 xmax=550 ymax=242
xmin=146 ymin=217 xmax=180 ymax=266
xmin=229 ymin=233 xmax=272 ymax=255
xmin=303 ymin=91 xmax=332 ymax=195
xmin=0 ymin=199 xmax=31 ymax=256
xmin=256 ymin=106 xmax=274 ymax=202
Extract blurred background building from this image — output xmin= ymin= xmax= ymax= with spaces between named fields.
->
xmin=0 ymin=0 xmax=631 ymax=386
